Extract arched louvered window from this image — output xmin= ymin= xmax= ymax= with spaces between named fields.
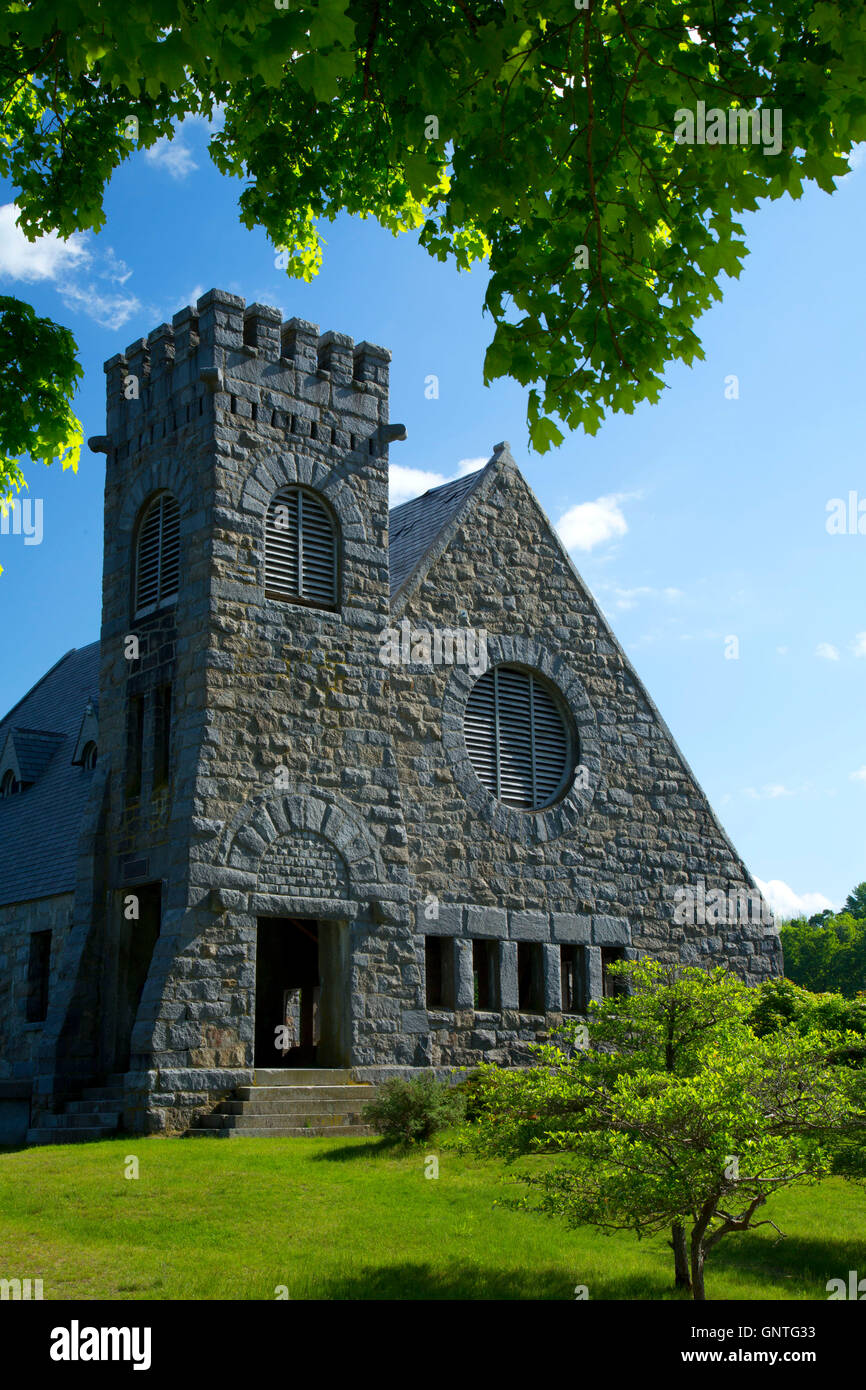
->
xmin=265 ymin=487 xmax=338 ymax=608
xmin=464 ymin=665 xmax=572 ymax=810
xmin=134 ymin=493 xmax=180 ymax=618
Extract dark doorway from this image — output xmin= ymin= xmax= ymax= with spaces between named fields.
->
xmin=255 ymin=918 xmax=322 ymax=1067
xmin=114 ymin=882 xmax=161 ymax=1073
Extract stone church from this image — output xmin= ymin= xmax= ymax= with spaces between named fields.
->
xmin=0 ymin=289 xmax=781 ymax=1143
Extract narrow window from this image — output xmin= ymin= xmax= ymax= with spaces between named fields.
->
xmin=26 ymin=930 xmax=52 ymax=1023
xmin=601 ymin=948 xmax=627 ymax=998
xmin=127 ymin=695 xmax=145 ymax=798
xmin=425 ymin=937 xmax=444 ymax=1008
xmin=472 ymin=939 xmax=499 ymax=1011
xmin=81 ymin=740 xmax=98 ymax=771
xmin=153 ymin=684 xmax=172 ymax=787
xmin=134 ymin=493 xmax=180 ymax=618
xmin=560 ymin=944 xmax=587 ymax=1014
xmin=517 ymin=942 xmax=544 ymax=1013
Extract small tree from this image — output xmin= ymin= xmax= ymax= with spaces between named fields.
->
xmin=466 ymin=962 xmax=866 ymax=1300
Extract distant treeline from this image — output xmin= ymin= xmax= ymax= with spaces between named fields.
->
xmin=779 ymin=882 xmax=866 ymax=997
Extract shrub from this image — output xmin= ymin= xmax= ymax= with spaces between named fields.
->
xmin=453 ymin=1068 xmax=492 ymax=1123
xmin=362 ymin=1074 xmax=466 ymax=1145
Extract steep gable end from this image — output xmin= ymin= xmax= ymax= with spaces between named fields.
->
xmin=393 ymin=450 xmax=777 ymax=967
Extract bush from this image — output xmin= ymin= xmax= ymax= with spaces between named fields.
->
xmin=362 ymin=1074 xmax=466 ymax=1145
xmin=453 ymin=1068 xmax=492 ymax=1123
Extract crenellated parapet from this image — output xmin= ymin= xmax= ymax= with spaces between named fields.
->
xmin=96 ymin=288 xmax=392 ymax=464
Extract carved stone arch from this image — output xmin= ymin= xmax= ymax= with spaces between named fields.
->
xmin=238 ymin=448 xmax=366 ymax=539
xmin=215 ymin=788 xmax=385 ymax=895
xmin=117 ymin=459 xmax=197 ymax=537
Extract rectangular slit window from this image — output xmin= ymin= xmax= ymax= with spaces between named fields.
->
xmin=425 ymin=937 xmax=445 ymax=1009
xmin=26 ymin=930 xmax=52 ymax=1023
xmin=601 ymin=948 xmax=627 ymax=998
xmin=560 ymin=944 xmax=587 ymax=1014
xmin=127 ymin=695 xmax=145 ymax=798
xmin=153 ymin=683 xmax=172 ymax=787
xmin=517 ymin=942 xmax=544 ymax=1014
xmin=472 ymin=939 xmax=499 ymax=1011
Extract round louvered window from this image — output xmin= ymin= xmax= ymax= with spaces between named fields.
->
xmin=463 ymin=665 xmax=573 ymax=810
xmin=265 ymin=487 xmax=338 ymax=608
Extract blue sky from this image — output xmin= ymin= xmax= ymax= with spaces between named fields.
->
xmin=1 ymin=117 xmax=863 ymax=917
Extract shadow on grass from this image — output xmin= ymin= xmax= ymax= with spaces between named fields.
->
xmin=709 ymin=1229 xmax=863 ymax=1296
xmin=310 ymin=1137 xmax=402 ymax=1161
xmin=305 ymin=1260 xmax=682 ymax=1301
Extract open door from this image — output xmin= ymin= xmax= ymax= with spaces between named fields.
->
xmin=113 ymin=882 xmax=161 ymax=1073
xmin=255 ymin=918 xmax=321 ymax=1066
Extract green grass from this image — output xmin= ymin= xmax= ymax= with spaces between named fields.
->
xmin=1 ymin=1136 xmax=863 ymax=1300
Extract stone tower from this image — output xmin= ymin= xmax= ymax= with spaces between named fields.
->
xmin=37 ymin=290 xmax=422 ymax=1132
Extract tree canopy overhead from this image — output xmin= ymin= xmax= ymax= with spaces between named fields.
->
xmin=1 ymin=0 xmax=865 ymax=497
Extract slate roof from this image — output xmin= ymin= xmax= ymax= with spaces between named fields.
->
xmin=388 ymin=466 xmax=489 ymax=597
xmin=0 ymin=469 xmax=492 ymax=906
xmin=0 ymin=642 xmax=100 ymax=907
xmin=6 ymin=728 xmax=66 ymax=782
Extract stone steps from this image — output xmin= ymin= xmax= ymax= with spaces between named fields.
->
xmin=41 ymin=1111 xmax=121 ymax=1130
xmin=187 ymin=1125 xmax=373 ymax=1139
xmin=218 ymin=1098 xmax=373 ymax=1116
xmin=66 ymin=1098 xmax=126 ymax=1114
xmin=199 ymin=1113 xmax=372 ymax=1131
xmin=233 ymin=1085 xmax=376 ymax=1104
xmin=253 ymin=1068 xmax=355 ymax=1085
xmin=188 ymin=1071 xmax=379 ymax=1139
xmin=26 ymin=1125 xmax=119 ymax=1145
xmin=26 ymin=1074 xmax=127 ymax=1145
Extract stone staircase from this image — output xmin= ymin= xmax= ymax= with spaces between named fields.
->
xmin=188 ymin=1068 xmax=377 ymax=1138
xmin=26 ymin=1076 xmax=126 ymax=1145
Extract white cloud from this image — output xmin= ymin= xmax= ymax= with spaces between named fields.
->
xmin=145 ymin=136 xmax=198 ymax=180
xmin=744 ymin=784 xmax=795 ymax=801
xmin=172 ymin=285 xmax=206 ymax=316
xmin=389 ymin=466 xmax=449 ymax=506
xmin=0 ymin=203 xmax=89 ymax=282
xmin=56 ymin=282 xmax=142 ymax=332
xmin=755 ymin=877 xmax=835 ymax=920
xmin=816 ymin=642 xmax=840 ymax=661
xmin=99 ymin=248 xmax=133 ymax=285
xmin=556 ymin=493 xmax=631 ymax=552
xmin=850 ymin=767 xmax=866 ymax=783
xmin=455 ymin=457 xmax=487 ymax=477
xmin=851 ymin=632 xmax=866 ymax=658
xmin=597 ymin=583 xmax=683 ymax=612
xmin=776 ymin=645 xmax=788 ymax=655
xmin=389 ymin=456 xmax=486 ymax=507
xmin=0 ymin=203 xmax=142 ymax=330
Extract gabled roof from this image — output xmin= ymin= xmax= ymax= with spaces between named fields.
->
xmin=2 ymin=728 xmax=66 ymax=783
xmin=0 ymin=642 xmax=100 ymax=907
xmin=388 ymin=453 xmax=498 ymax=598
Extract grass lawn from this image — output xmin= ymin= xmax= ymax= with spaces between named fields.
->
xmin=1 ymin=1135 xmax=863 ymax=1300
